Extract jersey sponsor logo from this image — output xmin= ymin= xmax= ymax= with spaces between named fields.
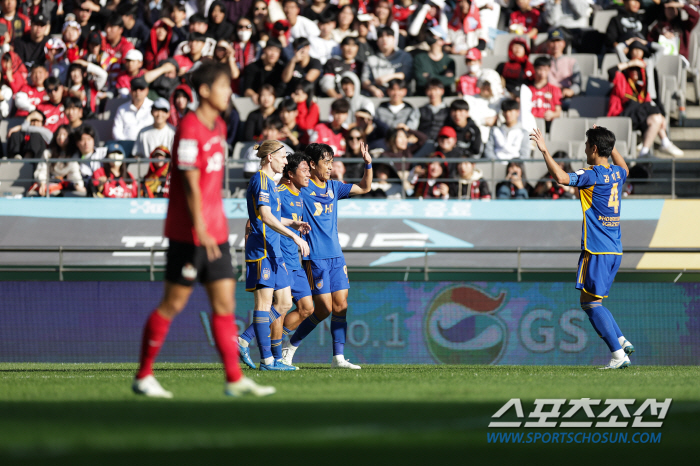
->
xmin=205 ymin=152 xmax=224 ymax=173
xmin=178 ymin=139 xmax=199 ymax=167
xmin=202 ymin=136 xmax=221 ymax=152
xmin=182 ymin=263 xmax=197 ymax=281
xmin=262 ymin=268 xmax=271 ymax=280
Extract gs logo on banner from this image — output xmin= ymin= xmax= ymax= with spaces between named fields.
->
xmin=425 ymin=285 xmax=508 ymax=365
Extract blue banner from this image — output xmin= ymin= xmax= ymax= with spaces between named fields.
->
xmin=0 ymin=198 xmax=665 ymax=221
xmin=0 ymin=281 xmax=697 ymax=365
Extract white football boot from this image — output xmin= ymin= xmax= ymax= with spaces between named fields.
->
xmin=331 ymin=356 xmax=361 ymax=369
xmin=225 ymin=376 xmax=276 ymax=397
xmin=599 ymin=356 xmax=631 ymax=370
xmin=621 ymin=339 xmax=635 ymax=355
xmin=281 ymin=340 xmax=298 ymax=368
xmin=132 ymin=375 xmax=173 ymax=398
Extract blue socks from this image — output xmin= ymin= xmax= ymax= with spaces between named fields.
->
xmin=240 ymin=321 xmax=256 ymax=344
xmin=253 ymin=310 xmax=272 ymax=360
xmin=581 ymin=302 xmax=622 ymax=352
xmin=240 ymin=304 xmax=282 ymax=345
xmin=330 ymin=314 xmax=347 ymax=356
xmin=290 ymin=314 xmax=320 ymax=347
xmin=271 ymin=339 xmax=282 ymax=359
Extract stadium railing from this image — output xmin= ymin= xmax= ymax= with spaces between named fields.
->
xmin=1 ymin=156 xmax=698 ymax=199
xmin=0 ymin=246 xmax=697 ymax=282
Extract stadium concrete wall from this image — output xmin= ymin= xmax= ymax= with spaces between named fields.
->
xmin=1 ymin=198 xmax=698 ymax=269
xmin=1 ymin=281 xmax=697 ymax=365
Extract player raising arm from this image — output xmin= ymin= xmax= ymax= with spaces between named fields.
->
xmin=238 ymin=152 xmax=316 ymax=369
xmin=132 ymin=62 xmax=274 ymax=398
xmin=244 ymin=141 xmax=311 ymax=371
xmin=531 ymin=126 xmax=635 ymax=370
xmin=281 ymin=142 xmax=372 ymax=369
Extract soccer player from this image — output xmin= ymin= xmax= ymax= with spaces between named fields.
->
xmin=238 ymin=152 xmax=316 ymax=369
xmin=244 ymin=141 xmax=311 ymax=371
xmin=281 ymin=142 xmax=372 ymax=369
xmin=531 ymin=126 xmax=635 ymax=369
xmin=132 ymin=62 xmax=275 ymax=398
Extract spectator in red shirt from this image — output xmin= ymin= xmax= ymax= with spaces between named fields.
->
xmin=0 ymin=0 xmax=30 ymax=38
xmin=291 ymin=80 xmax=320 ymax=133
xmin=92 ymin=142 xmax=139 ymax=198
xmin=529 ymin=56 xmax=561 ymax=130
xmin=144 ymin=19 xmax=172 ymax=71
xmin=115 ymin=49 xmax=145 ymax=96
xmin=496 ymin=36 xmax=534 ymax=94
xmin=173 ymin=32 xmax=206 ymax=74
xmin=102 ymin=13 xmax=135 ymax=85
xmin=0 ymin=46 xmax=27 ymax=94
xmin=509 ymin=0 xmax=540 ymax=39
xmin=457 ymin=48 xmax=483 ymax=97
xmin=310 ymin=98 xmax=350 ymax=156
xmin=14 ymin=63 xmax=48 ymax=117
xmin=37 ymin=76 xmax=68 ymax=132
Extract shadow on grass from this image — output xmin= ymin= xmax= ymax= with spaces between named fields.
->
xmin=0 ymin=400 xmax=696 ymax=466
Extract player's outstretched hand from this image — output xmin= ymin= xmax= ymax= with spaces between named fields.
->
xmin=294 ymin=236 xmax=310 ymax=257
xmin=198 ymin=230 xmax=222 ymax=262
xmin=360 ymin=141 xmax=372 ymax=165
xmin=530 ymin=128 xmax=548 ymax=155
xmin=292 ymin=221 xmax=311 ymax=235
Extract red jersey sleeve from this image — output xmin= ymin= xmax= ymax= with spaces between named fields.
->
xmin=552 ymin=85 xmax=562 ymax=108
xmin=175 ymin=123 xmax=204 ymax=171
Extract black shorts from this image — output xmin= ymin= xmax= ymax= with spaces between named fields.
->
xmin=165 ymin=240 xmax=235 ymax=286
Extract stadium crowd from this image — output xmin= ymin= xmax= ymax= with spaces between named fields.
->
xmin=0 ymin=0 xmax=696 ymax=199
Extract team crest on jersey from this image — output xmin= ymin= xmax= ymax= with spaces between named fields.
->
xmin=262 ymin=268 xmax=271 ymax=280
xmin=315 ymin=279 xmax=323 ymax=289
xmin=328 ymin=190 xmax=334 ymax=199
xmin=182 ymin=263 xmax=197 ymax=281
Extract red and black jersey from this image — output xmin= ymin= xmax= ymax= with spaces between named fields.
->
xmin=165 ymin=111 xmax=228 ymax=246
xmin=5 ymin=12 xmax=30 ymax=38
xmin=529 ymin=82 xmax=562 ymax=118
xmin=36 ymin=101 xmax=67 ymax=133
xmin=92 ymin=168 xmax=139 ymax=198
xmin=393 ymin=3 xmax=417 ymax=30
xmin=15 ymin=84 xmax=47 ymax=117
xmin=310 ymin=122 xmax=347 ymax=156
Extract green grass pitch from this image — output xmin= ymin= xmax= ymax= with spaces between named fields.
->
xmin=1 ymin=363 xmax=699 ymax=465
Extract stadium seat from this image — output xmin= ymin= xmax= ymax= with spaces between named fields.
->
xmin=404 ymin=96 xmax=430 ymax=109
xmin=100 ymin=97 xmax=129 ymax=120
xmin=594 ymin=117 xmax=635 ymax=153
xmin=542 ymin=140 xmax=572 ymax=158
xmin=231 ymin=141 xmax=256 ymax=160
xmin=534 ymin=117 xmax=546 ymax=136
xmin=526 ymin=159 xmax=549 ymax=183
xmin=84 ymin=119 xmax=116 ymax=145
xmin=528 ymin=53 xmax=547 ymax=63
xmin=126 ymin=161 xmax=150 ymax=180
xmin=591 ymin=9 xmax=618 ymax=34
xmin=443 ymin=96 xmax=460 ymax=107
xmin=232 ymin=97 xmax=258 ymax=121
xmin=571 ymin=54 xmax=598 ymax=79
xmin=0 ymin=118 xmax=24 ymax=143
xmin=317 ymin=97 xmax=334 ymax=122
xmin=567 ymin=96 xmax=608 ymax=118
xmin=571 ymin=141 xmax=587 ymax=159
xmin=450 ymin=54 xmax=468 ymax=83
xmin=532 ymin=32 xmax=549 ymax=51
xmin=584 ymin=76 xmax=612 ymax=96
xmin=0 ymin=160 xmax=34 ymax=195
xmin=494 ymin=33 xmax=526 ymax=57
xmin=481 ymin=54 xmax=506 ymax=71
xmin=549 ymin=118 xmax=589 ymax=142
xmin=599 ymin=54 xmax=620 ymax=76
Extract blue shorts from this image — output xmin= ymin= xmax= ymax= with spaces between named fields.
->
xmin=290 ymin=268 xmax=312 ymax=302
xmin=245 ymin=256 xmax=290 ymax=292
xmin=304 ymin=256 xmax=349 ymax=296
xmin=575 ymin=251 xmax=621 ymax=299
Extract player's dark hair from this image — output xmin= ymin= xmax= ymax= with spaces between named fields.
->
xmin=387 ymin=78 xmax=405 ymax=89
xmin=450 ymin=99 xmax=469 ymax=112
xmin=585 ymin=126 xmax=616 ymax=158
xmin=277 ymin=97 xmax=298 ymax=113
xmin=305 ymin=143 xmax=334 ymax=164
xmin=318 ymin=9 xmax=337 ymax=24
xmin=283 ymin=151 xmax=310 ymax=180
xmin=534 ymin=56 xmax=552 ymax=68
xmin=45 ymin=76 xmax=61 ymax=89
xmin=331 ymin=98 xmax=350 ymax=114
xmin=427 ymin=78 xmax=444 ymax=90
xmin=501 ymin=99 xmax=519 ymax=112
xmin=293 ymin=37 xmax=310 ymax=51
xmin=190 ymin=62 xmax=231 ymax=96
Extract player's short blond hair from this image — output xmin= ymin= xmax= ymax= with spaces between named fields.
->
xmin=254 ymin=140 xmax=284 ymax=166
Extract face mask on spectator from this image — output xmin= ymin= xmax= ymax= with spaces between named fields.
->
xmin=468 ymin=64 xmax=480 ymax=74
xmin=238 ymin=30 xmax=252 ymax=42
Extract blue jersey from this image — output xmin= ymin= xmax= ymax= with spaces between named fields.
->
xmin=278 ymin=183 xmax=304 ymax=270
xmin=245 ymin=170 xmax=282 ymax=262
xmin=301 ymin=179 xmax=353 ymax=260
xmin=568 ymin=164 xmax=627 ymax=255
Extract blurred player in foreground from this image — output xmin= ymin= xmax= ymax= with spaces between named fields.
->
xmin=282 ymin=142 xmax=372 ymax=369
xmin=531 ymin=126 xmax=635 ymax=369
xmin=238 ymin=152 xmax=315 ymax=369
xmin=132 ymin=62 xmax=275 ymax=398
xmin=244 ymin=141 xmax=311 ymax=371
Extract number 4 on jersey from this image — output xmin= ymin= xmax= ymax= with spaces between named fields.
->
xmin=608 ymin=182 xmax=619 ymax=213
